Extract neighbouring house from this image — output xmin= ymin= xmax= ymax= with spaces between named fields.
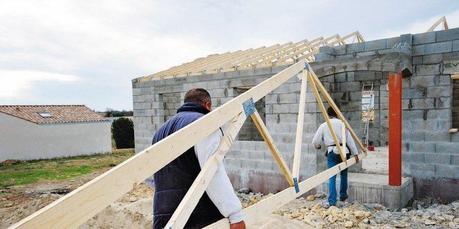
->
xmin=0 ymin=105 xmax=112 ymax=162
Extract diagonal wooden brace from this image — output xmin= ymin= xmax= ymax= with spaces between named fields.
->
xmin=308 ymin=71 xmax=366 ymax=154
xmin=307 ymin=72 xmax=347 ymax=163
xmin=249 ymin=109 xmax=294 ymax=186
xmin=165 ymin=112 xmax=246 ymax=229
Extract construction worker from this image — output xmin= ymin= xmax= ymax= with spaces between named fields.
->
xmin=151 ymin=88 xmax=246 ymax=229
xmin=312 ymin=107 xmax=359 ymax=207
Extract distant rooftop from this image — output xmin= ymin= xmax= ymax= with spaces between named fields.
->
xmin=0 ymin=105 xmax=108 ymax=124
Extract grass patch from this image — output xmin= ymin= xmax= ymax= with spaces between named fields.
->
xmin=0 ymin=149 xmax=134 ymax=188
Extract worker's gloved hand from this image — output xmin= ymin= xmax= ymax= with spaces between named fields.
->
xmin=354 ymin=155 xmax=359 ymax=164
xmin=230 ymin=220 xmax=246 ymax=229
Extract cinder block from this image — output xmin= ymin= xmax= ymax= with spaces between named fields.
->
xmin=407 ymin=163 xmax=435 ymax=178
xmin=410 ymin=98 xmax=435 ymax=109
xmin=436 ymin=28 xmax=459 ymax=42
xmin=436 ymin=97 xmax=451 ymax=109
xmin=413 ymin=56 xmax=423 ymax=65
xmin=452 ymin=155 xmax=459 ymax=166
xmin=413 ymin=41 xmax=453 ymax=56
xmin=409 ymin=142 xmax=436 ymax=152
xmin=427 ymin=86 xmax=451 ymax=98
xmin=425 ymin=153 xmax=451 ymax=164
xmin=422 ymin=54 xmax=443 ymax=64
xmin=364 ymin=39 xmax=388 ymax=51
xmin=435 ymin=164 xmax=459 ymax=179
xmin=403 ymin=151 xmax=425 ymax=163
xmin=346 ymin=43 xmax=365 ymax=53
xmin=278 ymin=93 xmax=298 ymax=104
xmin=413 ymin=32 xmax=436 ymax=45
xmin=415 ymin=64 xmax=441 ymax=76
xmin=454 ymin=40 xmax=459 ymax=52
xmin=436 ymin=142 xmax=459 ymax=154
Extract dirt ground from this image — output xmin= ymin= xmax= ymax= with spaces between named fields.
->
xmin=2 ymin=176 xmax=459 ymax=229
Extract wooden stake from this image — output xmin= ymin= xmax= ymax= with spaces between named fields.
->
xmin=292 ymin=72 xmax=308 ymax=180
xmin=307 ymin=73 xmax=346 ymax=162
xmin=251 ymin=111 xmax=294 ymax=186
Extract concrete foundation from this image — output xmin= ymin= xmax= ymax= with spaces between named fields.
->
xmin=348 ymin=173 xmax=413 ymax=210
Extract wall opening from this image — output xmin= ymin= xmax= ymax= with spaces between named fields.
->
xmin=234 ymin=87 xmax=265 ymax=141
xmin=452 ymin=79 xmax=459 ymax=128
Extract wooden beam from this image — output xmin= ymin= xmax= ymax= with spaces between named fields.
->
xmin=427 ymin=16 xmax=448 ymax=32
xmin=307 ymin=72 xmax=347 ymax=162
xmin=165 ymin=112 xmax=246 ymax=229
xmin=451 ymin=74 xmax=459 ymax=80
xmin=251 ymin=110 xmax=294 ymax=186
xmin=205 ymin=154 xmax=364 ymax=228
xmin=309 ymin=71 xmax=366 ymax=153
xmin=292 ymin=72 xmax=308 ymax=179
xmin=10 ymin=60 xmax=306 ymax=229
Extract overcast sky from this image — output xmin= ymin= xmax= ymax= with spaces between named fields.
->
xmin=1 ymin=0 xmax=459 ymax=111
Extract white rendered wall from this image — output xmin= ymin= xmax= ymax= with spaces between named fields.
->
xmin=0 ymin=113 xmax=112 ymax=161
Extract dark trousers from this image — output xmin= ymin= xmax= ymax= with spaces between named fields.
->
xmin=327 ymin=152 xmax=350 ymax=205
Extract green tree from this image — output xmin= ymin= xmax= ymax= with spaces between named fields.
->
xmin=112 ymin=118 xmax=134 ymax=149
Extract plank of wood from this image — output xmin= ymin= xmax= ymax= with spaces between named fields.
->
xmin=452 ymin=75 xmax=459 ymax=80
xmin=251 ymin=110 xmax=294 ymax=186
xmin=309 ymin=71 xmax=366 ymax=154
xmin=165 ymin=112 xmax=246 ymax=229
xmin=292 ymin=72 xmax=308 ymax=179
xmin=204 ymin=154 xmax=364 ymax=228
xmin=11 ymin=60 xmax=306 ymax=229
xmin=307 ymin=72 xmax=346 ymax=162
xmin=341 ymin=120 xmax=347 ymax=156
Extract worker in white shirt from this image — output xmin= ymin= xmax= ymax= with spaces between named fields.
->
xmin=312 ymin=107 xmax=359 ymax=207
xmin=152 ymin=88 xmax=245 ymax=229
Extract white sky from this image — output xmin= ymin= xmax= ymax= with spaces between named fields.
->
xmin=0 ymin=0 xmax=458 ymax=110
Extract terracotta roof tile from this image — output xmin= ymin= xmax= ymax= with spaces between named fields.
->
xmin=0 ymin=105 xmax=108 ymax=124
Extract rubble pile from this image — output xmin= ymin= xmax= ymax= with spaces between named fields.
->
xmin=273 ymin=193 xmax=459 ymax=228
xmin=236 ymin=190 xmax=459 ymax=228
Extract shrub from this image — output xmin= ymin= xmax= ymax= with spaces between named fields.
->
xmin=112 ymin=118 xmax=134 ymax=149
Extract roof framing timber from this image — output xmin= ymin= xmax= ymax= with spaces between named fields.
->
xmin=151 ymin=31 xmax=365 ymax=79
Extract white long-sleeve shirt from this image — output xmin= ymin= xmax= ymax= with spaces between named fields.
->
xmin=195 ymin=130 xmax=244 ymax=224
xmin=312 ymin=118 xmax=359 ymax=155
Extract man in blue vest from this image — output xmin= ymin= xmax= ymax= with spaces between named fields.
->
xmin=152 ymin=88 xmax=246 ymax=229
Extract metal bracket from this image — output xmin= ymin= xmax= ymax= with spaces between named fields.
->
xmin=304 ymin=62 xmax=311 ymax=71
xmin=293 ymin=177 xmax=300 ymax=193
xmin=242 ymin=98 xmax=256 ymax=117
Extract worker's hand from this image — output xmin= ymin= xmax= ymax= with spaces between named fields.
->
xmin=230 ymin=220 xmax=246 ymax=229
xmin=354 ymin=155 xmax=359 ymax=164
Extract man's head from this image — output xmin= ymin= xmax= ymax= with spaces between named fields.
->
xmin=184 ymin=88 xmax=212 ymax=111
xmin=327 ymin=107 xmax=337 ymax=118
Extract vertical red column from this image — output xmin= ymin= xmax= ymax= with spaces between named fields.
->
xmin=388 ymin=72 xmax=402 ymax=186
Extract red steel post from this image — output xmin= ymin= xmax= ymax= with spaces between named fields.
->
xmin=388 ymin=72 xmax=402 ymax=186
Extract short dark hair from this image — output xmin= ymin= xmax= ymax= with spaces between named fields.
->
xmin=327 ymin=107 xmax=337 ymax=117
xmin=184 ymin=88 xmax=211 ymax=104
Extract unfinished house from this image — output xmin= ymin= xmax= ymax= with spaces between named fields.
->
xmin=132 ymin=27 xmax=459 ymax=206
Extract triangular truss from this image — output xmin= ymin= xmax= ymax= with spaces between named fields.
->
xmin=151 ymin=31 xmax=364 ymax=79
xmin=11 ymin=60 xmax=366 ymax=229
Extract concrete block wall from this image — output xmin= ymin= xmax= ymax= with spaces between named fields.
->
xmin=132 ymin=66 xmax=320 ymax=193
xmin=314 ymin=28 xmax=459 ymax=201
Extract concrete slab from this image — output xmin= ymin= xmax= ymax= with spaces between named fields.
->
xmin=348 ymin=173 xmax=413 ymax=210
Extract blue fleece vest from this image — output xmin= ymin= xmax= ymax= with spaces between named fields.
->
xmin=152 ymin=103 xmax=224 ymax=229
